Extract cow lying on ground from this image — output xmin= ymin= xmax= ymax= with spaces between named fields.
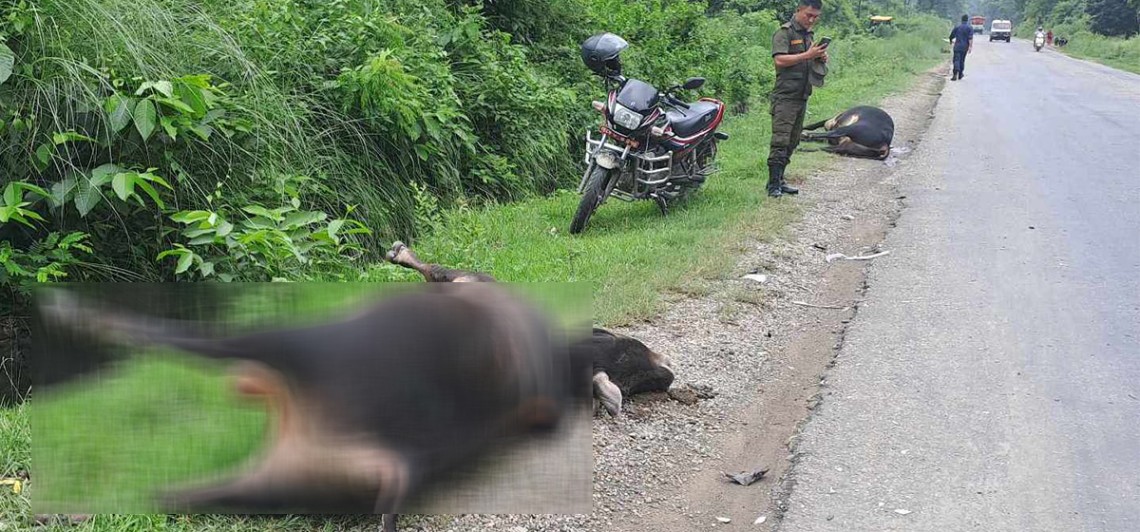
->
xmin=36 ymin=281 xmax=588 ymax=529
xmin=800 ymin=105 xmax=895 ymax=160
xmin=34 ymin=244 xmax=674 ymax=532
xmin=383 ymin=241 xmax=676 ymax=417
xmin=377 ymin=242 xmax=676 ymax=531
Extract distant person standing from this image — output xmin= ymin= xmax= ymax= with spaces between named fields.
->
xmin=1047 ymin=29 xmax=1053 ymax=45
xmin=766 ymin=0 xmax=829 ymax=198
xmin=949 ymin=14 xmax=973 ymax=81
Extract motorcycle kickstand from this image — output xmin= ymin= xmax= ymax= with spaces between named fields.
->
xmin=651 ymin=193 xmax=669 ymax=216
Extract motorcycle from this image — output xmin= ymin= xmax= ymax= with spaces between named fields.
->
xmin=1034 ymin=32 xmax=1045 ymax=51
xmin=570 ymin=33 xmax=729 ymax=235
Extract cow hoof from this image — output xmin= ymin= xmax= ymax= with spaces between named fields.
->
xmin=385 ymin=241 xmax=411 ymax=264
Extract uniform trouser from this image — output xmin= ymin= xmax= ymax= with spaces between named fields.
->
xmin=768 ymin=97 xmax=808 ymax=166
xmin=952 ymin=49 xmax=967 ymax=75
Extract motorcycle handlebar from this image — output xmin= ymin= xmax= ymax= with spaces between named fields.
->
xmin=667 ymin=94 xmax=690 ymax=109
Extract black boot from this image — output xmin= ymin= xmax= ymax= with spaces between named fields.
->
xmin=767 ymin=163 xmax=784 ymax=198
xmin=781 ymin=180 xmax=799 ymax=195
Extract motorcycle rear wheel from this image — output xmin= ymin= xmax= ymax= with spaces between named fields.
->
xmin=570 ymin=164 xmax=612 ymax=235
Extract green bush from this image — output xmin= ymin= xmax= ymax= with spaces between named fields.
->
xmin=1 ymin=0 xmax=946 ymax=315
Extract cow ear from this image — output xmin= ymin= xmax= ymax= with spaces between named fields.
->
xmin=593 ymin=372 xmax=623 ymax=417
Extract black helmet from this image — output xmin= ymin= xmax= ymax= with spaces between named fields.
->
xmin=581 ymin=33 xmax=628 ymax=77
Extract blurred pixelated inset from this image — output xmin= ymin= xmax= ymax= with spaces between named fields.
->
xmin=30 ymin=282 xmax=593 ymax=515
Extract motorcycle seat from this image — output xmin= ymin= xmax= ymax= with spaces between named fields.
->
xmin=665 ymin=101 xmax=722 ymax=139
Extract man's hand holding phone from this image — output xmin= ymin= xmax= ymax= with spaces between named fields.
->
xmin=809 ymin=37 xmax=831 ymax=62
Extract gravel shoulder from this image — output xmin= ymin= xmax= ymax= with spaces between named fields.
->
xmin=776 ymin=40 xmax=1140 ymax=532
xmin=414 ymin=64 xmax=949 ymax=532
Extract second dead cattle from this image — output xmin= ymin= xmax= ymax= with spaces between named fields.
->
xmin=384 ymin=241 xmax=675 ymax=417
xmin=801 ymin=105 xmax=895 ymax=160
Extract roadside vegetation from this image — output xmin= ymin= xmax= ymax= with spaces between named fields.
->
xmin=1 ymin=0 xmax=953 ymax=526
xmin=1043 ymin=30 xmax=1140 ymax=73
xmin=976 ymin=0 xmax=1140 ymax=73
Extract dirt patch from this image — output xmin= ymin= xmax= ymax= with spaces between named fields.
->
xmin=410 ymin=65 xmax=949 ymax=532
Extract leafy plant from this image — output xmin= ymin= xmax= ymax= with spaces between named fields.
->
xmin=162 ymin=195 xmax=372 ymax=281
xmin=0 ymin=232 xmax=94 ymax=294
xmin=0 ymin=181 xmax=50 ymax=227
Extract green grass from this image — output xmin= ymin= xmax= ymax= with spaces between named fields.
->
xmin=30 ymin=355 xmax=267 ymax=514
xmin=1055 ymin=32 xmax=1140 ymax=74
xmin=1 ymin=19 xmax=950 ymax=532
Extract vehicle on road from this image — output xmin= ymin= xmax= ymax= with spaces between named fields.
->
xmin=970 ymin=15 xmax=986 ymax=34
xmin=990 ymin=19 xmax=1012 ymax=42
xmin=1034 ymin=30 xmax=1045 ymax=51
xmin=570 ymin=33 xmax=728 ymax=235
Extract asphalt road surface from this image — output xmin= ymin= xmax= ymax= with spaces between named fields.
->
xmin=777 ymin=39 xmax=1140 ymax=531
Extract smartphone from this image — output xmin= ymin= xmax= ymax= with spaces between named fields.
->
xmin=818 ymin=36 xmax=832 ymax=48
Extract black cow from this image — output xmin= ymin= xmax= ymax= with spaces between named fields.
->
xmin=384 ymin=241 xmax=675 ymax=417
xmin=35 ymin=282 xmax=590 ymax=532
xmin=379 ymin=241 xmax=675 ymax=531
xmin=33 ymin=243 xmax=676 ymax=532
xmin=800 ymin=105 xmax=895 ymax=160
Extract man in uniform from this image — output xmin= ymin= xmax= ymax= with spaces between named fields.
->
xmin=767 ymin=0 xmax=829 ymax=198
xmin=949 ymin=15 xmax=973 ymax=81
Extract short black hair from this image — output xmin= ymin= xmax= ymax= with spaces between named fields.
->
xmin=961 ymin=14 xmax=968 ymax=22
xmin=799 ymin=0 xmax=822 ymax=10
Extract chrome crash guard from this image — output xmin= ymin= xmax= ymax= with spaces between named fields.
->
xmin=579 ymin=130 xmax=673 ymax=202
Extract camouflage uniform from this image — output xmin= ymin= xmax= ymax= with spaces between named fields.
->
xmin=768 ymin=17 xmax=825 ymax=197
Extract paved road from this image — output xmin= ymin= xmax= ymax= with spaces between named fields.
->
xmin=777 ymin=39 xmax=1140 ymax=531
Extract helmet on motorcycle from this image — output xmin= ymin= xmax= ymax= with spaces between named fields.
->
xmin=581 ymin=33 xmax=629 ymax=77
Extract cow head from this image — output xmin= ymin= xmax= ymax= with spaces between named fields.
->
xmin=578 ymin=328 xmax=674 ymax=417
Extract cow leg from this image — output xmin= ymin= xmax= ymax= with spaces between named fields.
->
xmin=162 ymin=364 xmax=414 ymax=515
xmin=160 ymin=434 xmax=413 ymax=514
xmin=592 ymin=372 xmax=623 ymax=416
xmin=385 ymin=241 xmax=438 ymax=281
xmin=385 ymin=241 xmax=495 ymax=282
xmin=382 ymin=514 xmax=398 ymax=532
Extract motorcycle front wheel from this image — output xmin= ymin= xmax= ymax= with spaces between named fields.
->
xmin=570 ymin=163 xmax=613 ymax=235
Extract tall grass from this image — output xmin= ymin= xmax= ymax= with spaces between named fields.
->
xmin=17 ymin=0 xmax=415 ymax=242
xmin=1054 ymin=32 xmax=1140 ymax=73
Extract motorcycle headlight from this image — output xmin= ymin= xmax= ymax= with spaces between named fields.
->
xmin=612 ymin=103 xmax=643 ymax=130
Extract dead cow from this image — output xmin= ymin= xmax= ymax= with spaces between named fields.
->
xmin=800 ymin=105 xmax=895 ymax=160
xmin=377 ymin=242 xmax=675 ymax=531
xmin=384 ymin=241 xmax=676 ymax=417
xmin=35 ymin=282 xmax=592 ymax=531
